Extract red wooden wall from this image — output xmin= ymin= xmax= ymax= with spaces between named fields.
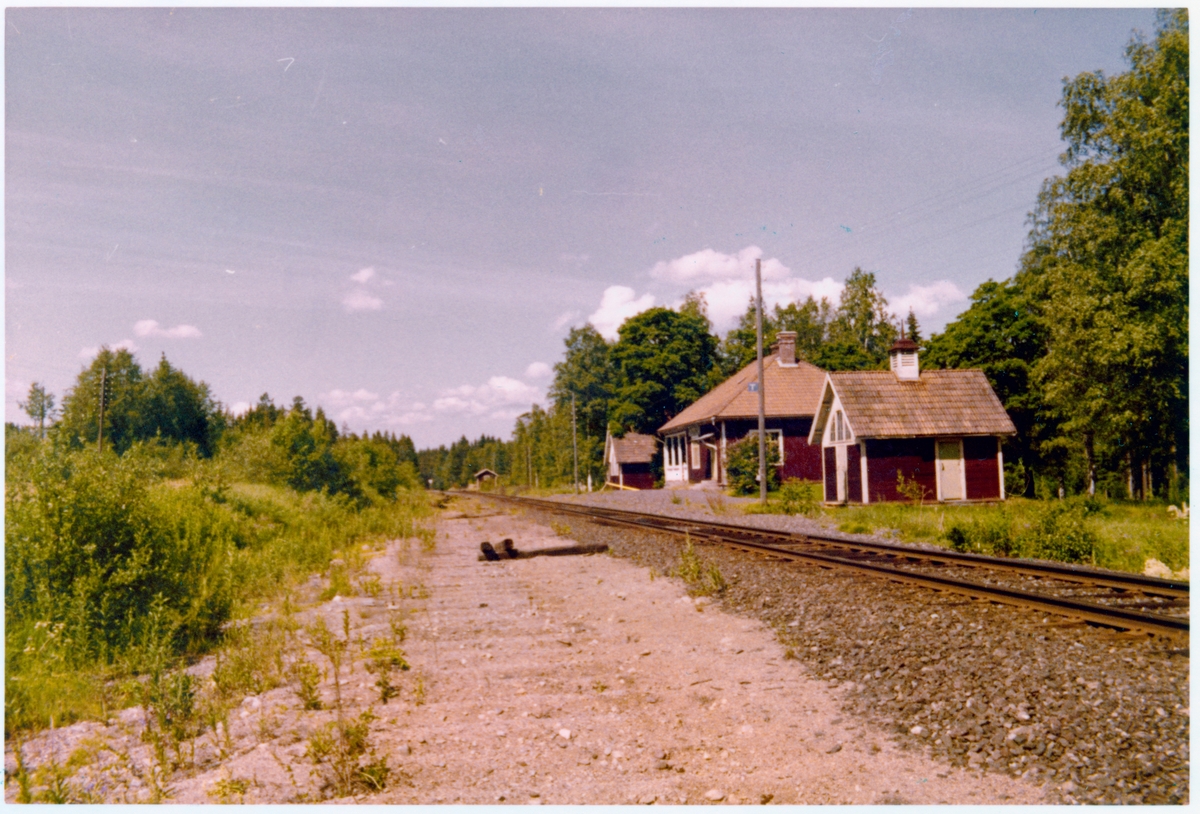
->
xmin=964 ymin=437 xmax=1001 ymax=500
xmin=823 ymin=447 xmax=837 ymax=501
xmin=865 ymin=438 xmax=936 ymax=502
xmin=846 ymin=444 xmax=862 ymax=503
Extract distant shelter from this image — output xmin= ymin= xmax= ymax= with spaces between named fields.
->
xmin=471 ymin=468 xmax=498 ymax=489
xmin=604 ymin=431 xmax=657 ymax=490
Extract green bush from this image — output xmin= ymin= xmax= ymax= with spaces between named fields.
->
xmin=5 ymin=440 xmax=432 ymax=735
xmin=725 ymin=436 xmax=779 ymax=496
xmin=5 ymin=446 xmax=235 ymax=668
xmin=945 ymin=509 xmax=1018 ymax=556
xmin=942 ymin=499 xmax=1098 ymax=564
xmin=778 ymin=479 xmax=822 ymax=516
xmin=1026 ymin=499 xmax=1097 ymax=564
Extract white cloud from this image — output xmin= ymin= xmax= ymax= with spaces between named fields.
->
xmin=891 ymin=281 xmax=967 ymax=319
xmin=317 ymin=388 xmax=435 ymax=427
xmin=228 ymin=401 xmax=251 ymax=416
xmin=316 ymin=365 xmax=550 ymax=435
xmin=649 ymin=245 xmax=790 ymax=283
xmin=588 ymin=286 xmax=655 ymax=340
xmin=350 ymin=266 xmax=376 ymax=283
xmin=79 ymin=339 xmax=138 ymax=360
xmin=552 ymin=310 xmax=582 ymax=331
xmin=133 ymin=319 xmax=202 ymax=339
xmin=343 ymin=289 xmax=383 ymax=312
xmin=433 ymin=375 xmax=544 ymax=419
xmin=325 ymin=388 xmax=381 ymax=404
xmin=689 ymin=276 xmax=844 ymax=334
xmin=525 ymin=362 xmax=552 ymax=379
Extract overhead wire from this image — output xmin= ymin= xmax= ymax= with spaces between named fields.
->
xmin=792 ymin=147 xmax=1064 ymax=277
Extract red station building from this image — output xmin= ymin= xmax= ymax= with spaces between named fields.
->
xmin=658 ymin=331 xmax=826 ymax=488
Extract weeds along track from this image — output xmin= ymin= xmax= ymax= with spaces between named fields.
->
xmin=466 ymin=493 xmax=1188 ymax=638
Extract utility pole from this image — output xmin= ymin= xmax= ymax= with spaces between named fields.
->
xmin=97 ymin=366 xmax=107 ymax=453
xmin=572 ymin=393 xmax=580 ymax=495
xmin=755 ymin=258 xmax=767 ymax=506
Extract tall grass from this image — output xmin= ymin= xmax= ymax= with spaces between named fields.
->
xmin=823 ymin=496 xmax=1188 ymax=574
xmin=5 ymin=442 xmax=431 ymax=735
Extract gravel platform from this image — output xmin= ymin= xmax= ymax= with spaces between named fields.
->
xmin=516 ymin=489 xmax=1191 ymax=805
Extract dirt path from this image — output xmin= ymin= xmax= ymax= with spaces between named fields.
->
xmin=6 ymin=500 xmax=1048 ymax=803
xmin=363 ymin=502 xmax=1043 ymax=805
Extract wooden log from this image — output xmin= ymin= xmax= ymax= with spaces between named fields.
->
xmin=477 ymin=542 xmax=608 ymax=561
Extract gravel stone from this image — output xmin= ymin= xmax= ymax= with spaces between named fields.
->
xmin=538 ymin=490 xmax=1191 ymax=805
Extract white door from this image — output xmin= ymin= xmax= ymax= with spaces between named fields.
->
xmin=665 ymin=435 xmax=688 ymax=483
xmin=938 ymin=440 xmax=964 ymax=501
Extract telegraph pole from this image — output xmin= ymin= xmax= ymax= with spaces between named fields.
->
xmin=755 ymin=258 xmax=767 ymax=505
xmin=97 ymin=366 xmax=107 ymax=453
xmin=572 ymin=393 xmax=580 ymax=494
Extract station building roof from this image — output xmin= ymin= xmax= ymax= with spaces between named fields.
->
xmin=813 ymin=369 xmax=1017 ymax=441
xmin=606 ymin=432 xmax=657 ymax=464
xmin=658 ymin=353 xmax=826 ymax=434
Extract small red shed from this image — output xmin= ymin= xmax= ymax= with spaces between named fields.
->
xmin=604 ymin=431 xmax=657 ymax=490
xmin=808 ymin=339 xmax=1016 ymax=504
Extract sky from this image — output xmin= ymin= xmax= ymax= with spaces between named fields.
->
xmin=5 ymin=7 xmax=1159 ymax=448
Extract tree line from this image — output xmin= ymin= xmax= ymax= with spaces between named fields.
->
xmin=13 ymin=347 xmax=424 ymax=501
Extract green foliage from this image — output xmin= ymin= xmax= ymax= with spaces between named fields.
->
xmin=5 ymin=440 xmax=431 ymax=735
xmin=608 ymin=306 xmax=718 ymax=435
xmin=827 ymin=267 xmax=898 ymax=364
xmin=809 ymin=338 xmax=877 ymax=372
xmin=944 ymin=499 xmax=1097 ymax=563
xmin=1024 ymin=499 xmax=1099 ymax=564
xmin=673 ymin=537 xmax=726 ymax=596
xmin=5 ymin=446 xmax=235 ymax=669
xmin=269 ymin=401 xmax=348 ymax=494
xmin=289 ymin=659 xmax=325 ymax=710
xmin=1024 ymin=11 xmax=1188 ymax=498
xmin=945 ymin=511 xmax=1018 ymax=556
xmin=724 ymin=435 xmax=780 ymax=496
xmin=57 ymin=349 xmax=221 ymax=456
xmin=777 ymin=479 xmax=822 ymax=517
xmin=306 ymin=710 xmax=391 ymax=797
xmin=19 ymin=382 xmax=56 ymax=438
xmin=417 ymin=433 xmax=509 ymax=490
xmin=919 ymin=14 xmax=1189 ymax=500
xmin=895 ymin=471 xmax=929 ymax=505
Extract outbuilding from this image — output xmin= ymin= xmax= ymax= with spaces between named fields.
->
xmin=603 ymin=431 xmax=657 ymax=490
xmin=472 ymin=468 xmax=498 ymax=488
xmin=658 ymin=331 xmax=826 ymax=487
xmin=808 ymin=338 xmax=1016 ymax=504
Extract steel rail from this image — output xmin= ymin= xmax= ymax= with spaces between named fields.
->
xmin=464 ymin=492 xmax=1188 ymax=636
xmin=476 ymin=493 xmax=1189 ymax=598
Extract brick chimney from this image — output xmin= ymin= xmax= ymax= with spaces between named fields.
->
xmin=776 ymin=331 xmax=797 ymax=366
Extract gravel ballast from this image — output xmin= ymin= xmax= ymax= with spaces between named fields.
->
xmin=521 ymin=489 xmax=1191 ymax=805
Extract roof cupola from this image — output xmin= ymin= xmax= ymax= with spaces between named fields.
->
xmin=888 ymin=330 xmax=921 ymax=381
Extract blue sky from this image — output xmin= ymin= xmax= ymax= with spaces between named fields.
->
xmin=5 ymin=7 xmax=1157 ymax=447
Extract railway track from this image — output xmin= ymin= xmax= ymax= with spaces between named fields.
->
xmin=460 ymin=492 xmax=1189 ymax=637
